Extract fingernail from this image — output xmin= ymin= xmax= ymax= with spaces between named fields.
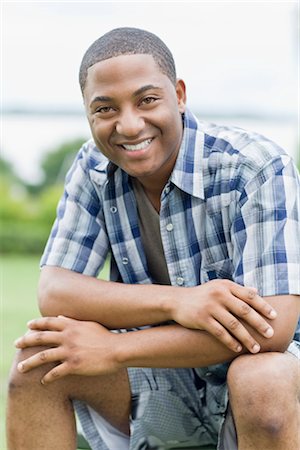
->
xmin=17 ymin=362 xmax=24 ymax=372
xmin=40 ymin=378 xmax=45 ymax=385
xmin=269 ymin=310 xmax=277 ymax=319
xmin=265 ymin=327 xmax=274 ymax=338
xmin=236 ymin=345 xmax=242 ymax=352
xmin=14 ymin=338 xmax=21 ymax=347
xmin=252 ymin=344 xmax=260 ymax=353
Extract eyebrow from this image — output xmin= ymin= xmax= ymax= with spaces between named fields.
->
xmin=89 ymin=84 xmax=162 ymax=108
xmin=90 ymin=96 xmax=113 ymax=107
xmin=133 ymin=84 xmax=162 ymax=97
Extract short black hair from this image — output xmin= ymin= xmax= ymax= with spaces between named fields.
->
xmin=79 ymin=27 xmax=177 ymax=93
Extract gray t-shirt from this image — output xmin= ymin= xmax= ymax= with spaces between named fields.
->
xmin=132 ymin=178 xmax=171 ymax=285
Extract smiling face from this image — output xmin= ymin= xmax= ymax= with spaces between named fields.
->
xmin=83 ymin=53 xmax=186 ymax=191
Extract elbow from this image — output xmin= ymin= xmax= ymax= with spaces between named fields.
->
xmin=259 ymin=326 xmax=296 ymax=354
xmin=250 ymin=294 xmax=299 ymax=355
xmin=38 ymin=267 xmax=61 ymax=317
xmin=260 ymin=336 xmax=292 ymax=354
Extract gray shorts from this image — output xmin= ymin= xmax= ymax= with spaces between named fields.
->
xmin=75 ymin=340 xmax=299 ymax=450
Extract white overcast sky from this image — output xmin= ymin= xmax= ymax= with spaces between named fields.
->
xmin=2 ymin=0 xmax=299 ymax=116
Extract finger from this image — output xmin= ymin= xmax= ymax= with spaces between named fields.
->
xmin=27 ymin=317 xmax=66 ymax=332
xmin=229 ymin=297 xmax=274 ymax=338
xmin=41 ymin=362 xmax=70 ymax=385
xmin=206 ymin=318 xmax=243 ymax=353
xmin=15 ymin=331 xmax=62 ymax=349
xmin=229 ymin=283 xmax=277 ymax=319
xmin=213 ymin=310 xmax=260 ymax=354
xmin=17 ymin=348 xmax=64 ymax=373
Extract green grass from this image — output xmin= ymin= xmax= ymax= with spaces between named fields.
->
xmin=1 ymin=255 xmax=41 ymax=449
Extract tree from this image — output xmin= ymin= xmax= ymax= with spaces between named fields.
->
xmin=39 ymin=137 xmax=86 ymax=190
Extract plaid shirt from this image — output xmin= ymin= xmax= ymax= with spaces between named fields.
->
xmin=41 ymin=109 xmax=300 ymax=340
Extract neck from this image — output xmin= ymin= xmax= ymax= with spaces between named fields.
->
xmin=136 ymin=178 xmax=164 ymax=213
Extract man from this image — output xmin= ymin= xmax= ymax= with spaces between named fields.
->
xmin=7 ymin=27 xmax=300 ymax=450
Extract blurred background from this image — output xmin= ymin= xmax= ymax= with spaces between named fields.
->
xmin=1 ymin=1 xmax=299 ymax=447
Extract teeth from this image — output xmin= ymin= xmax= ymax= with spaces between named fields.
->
xmin=123 ymin=139 xmax=152 ymax=151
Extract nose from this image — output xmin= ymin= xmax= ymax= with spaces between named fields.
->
xmin=115 ymin=108 xmax=145 ymax=137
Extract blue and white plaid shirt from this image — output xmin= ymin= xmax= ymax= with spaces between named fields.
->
xmin=41 ymin=109 xmax=300 ymax=340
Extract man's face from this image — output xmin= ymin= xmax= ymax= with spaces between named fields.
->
xmin=83 ymin=54 xmax=186 ymax=187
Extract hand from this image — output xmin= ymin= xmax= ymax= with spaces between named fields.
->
xmin=171 ymin=280 xmax=277 ymax=354
xmin=14 ymin=316 xmax=122 ymax=384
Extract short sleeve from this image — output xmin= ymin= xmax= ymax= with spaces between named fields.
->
xmin=40 ymin=141 xmax=110 ymax=276
xmin=232 ymin=154 xmax=300 ymax=297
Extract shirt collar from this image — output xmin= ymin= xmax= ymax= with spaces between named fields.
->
xmin=170 ymin=108 xmax=205 ymax=199
xmin=94 ymin=108 xmax=205 ymax=199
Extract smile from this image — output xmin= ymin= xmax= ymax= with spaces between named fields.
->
xmin=122 ymin=138 xmax=153 ymax=151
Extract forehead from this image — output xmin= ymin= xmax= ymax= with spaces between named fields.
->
xmin=84 ymin=54 xmax=171 ymax=98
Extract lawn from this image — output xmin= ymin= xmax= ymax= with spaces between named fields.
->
xmin=1 ymin=255 xmax=41 ymax=449
xmin=0 ymin=255 xmax=109 ymax=450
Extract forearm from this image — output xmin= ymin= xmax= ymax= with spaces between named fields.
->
xmin=15 ymin=304 xmax=299 ymax=385
xmin=38 ymin=266 xmax=176 ymax=328
xmin=116 ymin=323 xmax=236 ymax=368
xmin=115 ymin=302 xmax=298 ymax=369
xmin=39 ymin=267 xmax=298 ymax=357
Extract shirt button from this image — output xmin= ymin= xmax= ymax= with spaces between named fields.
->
xmin=122 ymin=257 xmax=129 ymax=265
xmin=165 ymin=185 xmax=170 ymax=194
xmin=166 ymin=223 xmax=174 ymax=232
xmin=176 ymin=276 xmax=184 ymax=286
xmin=110 ymin=206 xmax=118 ymax=213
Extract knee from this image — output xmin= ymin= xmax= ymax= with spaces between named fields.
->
xmin=227 ymin=353 xmax=299 ymax=436
xmin=8 ymin=347 xmax=56 ymax=396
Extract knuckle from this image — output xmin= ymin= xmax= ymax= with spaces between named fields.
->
xmin=70 ymin=355 xmax=81 ymax=368
xmin=214 ymin=325 xmax=224 ymax=338
xmin=51 ymin=367 xmax=60 ymax=379
xmin=228 ymin=318 xmax=240 ymax=331
xmin=43 ymin=317 xmax=50 ymax=328
xmin=240 ymin=303 xmax=251 ymax=316
xmin=39 ymin=351 xmax=47 ymax=361
xmin=247 ymin=289 xmax=256 ymax=299
xmin=35 ymin=332 xmax=44 ymax=344
xmin=210 ymin=284 xmax=224 ymax=298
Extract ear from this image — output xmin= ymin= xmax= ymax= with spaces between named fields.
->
xmin=175 ymin=79 xmax=186 ymax=113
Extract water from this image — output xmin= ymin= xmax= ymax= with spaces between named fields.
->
xmin=1 ymin=113 xmax=299 ymax=184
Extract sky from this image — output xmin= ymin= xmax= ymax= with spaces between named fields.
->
xmin=2 ymin=0 xmax=299 ymax=117
xmin=1 ymin=1 xmax=299 ymax=182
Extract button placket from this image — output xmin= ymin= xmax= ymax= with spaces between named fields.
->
xmin=160 ymin=201 xmax=185 ymax=288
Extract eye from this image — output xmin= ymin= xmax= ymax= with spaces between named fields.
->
xmin=140 ymin=96 xmax=158 ymax=106
xmin=95 ymin=106 xmax=115 ymax=114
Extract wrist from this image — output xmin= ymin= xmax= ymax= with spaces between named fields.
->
xmin=159 ymin=286 xmax=179 ymax=322
xmin=113 ymin=331 xmax=135 ymax=369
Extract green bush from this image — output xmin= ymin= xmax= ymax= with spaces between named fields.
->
xmin=0 ymin=180 xmax=63 ymax=254
xmin=0 ymin=139 xmax=85 ymax=254
xmin=0 ymin=221 xmax=49 ymax=254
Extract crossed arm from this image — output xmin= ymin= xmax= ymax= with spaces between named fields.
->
xmin=15 ymin=265 xmax=300 ymax=384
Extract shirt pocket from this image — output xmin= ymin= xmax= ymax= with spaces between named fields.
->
xmin=200 ymin=259 xmax=234 ymax=283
